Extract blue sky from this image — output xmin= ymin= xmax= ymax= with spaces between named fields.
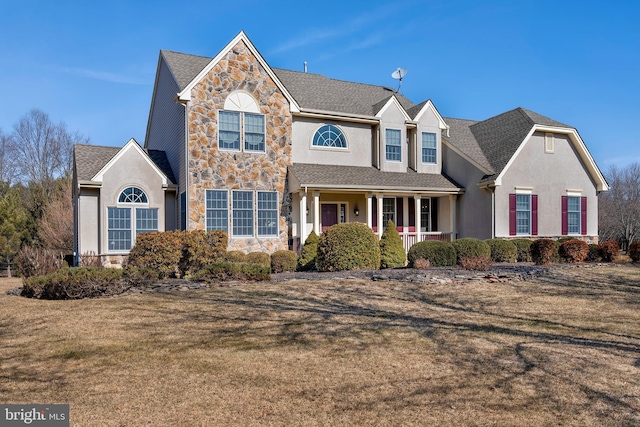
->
xmin=1 ymin=0 xmax=638 ymax=169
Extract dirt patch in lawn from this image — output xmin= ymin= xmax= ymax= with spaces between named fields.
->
xmin=1 ymin=265 xmax=639 ymax=426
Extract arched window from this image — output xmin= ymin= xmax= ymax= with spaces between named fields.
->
xmin=312 ymin=125 xmax=347 ymax=148
xmin=118 ymin=187 xmax=148 ymax=203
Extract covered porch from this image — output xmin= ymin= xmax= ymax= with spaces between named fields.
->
xmin=288 ymin=163 xmax=464 ymax=253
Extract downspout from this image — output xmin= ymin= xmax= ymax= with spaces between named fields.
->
xmin=183 ymin=100 xmax=190 ymax=230
xmin=491 ymin=186 xmax=496 ymax=239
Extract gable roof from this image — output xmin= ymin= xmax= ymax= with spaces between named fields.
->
xmin=289 ymin=163 xmax=462 ymax=193
xmin=74 ymin=142 xmax=175 ymax=184
xmin=161 ymin=50 xmax=212 ymax=91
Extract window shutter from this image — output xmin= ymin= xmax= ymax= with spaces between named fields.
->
xmin=509 ymin=194 xmax=517 ymax=236
xmin=581 ymin=196 xmax=587 ymax=235
xmin=561 ymin=196 xmax=568 ymax=235
xmin=372 ymin=197 xmax=378 ymax=232
xmin=531 ymin=195 xmax=538 ymax=236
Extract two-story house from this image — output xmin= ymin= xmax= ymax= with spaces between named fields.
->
xmin=73 ymin=31 xmax=608 ymax=266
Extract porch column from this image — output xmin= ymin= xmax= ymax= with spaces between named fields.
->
xmin=377 ymin=193 xmax=384 ymax=238
xmin=415 ymin=195 xmax=421 ymax=238
xmin=299 ymin=190 xmax=307 ymax=243
xmin=449 ymin=194 xmax=457 ymax=241
xmin=313 ymin=191 xmax=320 ymax=234
xmin=366 ymin=193 xmax=373 ymax=229
xmin=403 ymin=197 xmax=409 ymax=233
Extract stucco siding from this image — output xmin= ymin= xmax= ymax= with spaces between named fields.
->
xmin=379 ymin=103 xmax=408 ymax=173
xmin=291 ymin=118 xmax=373 ymax=166
xmin=495 ymin=132 xmax=598 ymax=238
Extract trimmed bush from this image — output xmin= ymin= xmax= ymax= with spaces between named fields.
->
xmin=452 ymin=238 xmax=491 ymax=265
xmin=180 ymin=230 xmax=227 ymax=276
xmin=122 ymin=266 xmax=159 ymax=287
xmin=485 ymin=239 xmax=517 ymax=263
xmin=22 ymin=267 xmax=125 ymax=299
xmin=271 ymin=250 xmax=298 ymax=273
xmin=297 ymin=230 xmax=319 ymax=271
xmin=460 ymin=256 xmax=493 ymax=271
xmin=531 ymin=239 xmax=556 ymax=265
xmin=16 ymin=246 xmax=63 ymax=278
xmin=586 ymin=244 xmax=601 ymax=262
xmin=225 ymin=251 xmax=248 ymax=263
xmin=128 ymin=231 xmax=182 ymax=278
xmin=511 ymin=239 xmax=533 ymax=262
xmin=246 ymin=252 xmax=271 ymax=267
xmin=379 ymin=221 xmax=406 ymax=269
xmin=558 ymin=239 xmax=589 ymax=263
xmin=598 ymin=241 xmax=620 ymax=262
xmin=629 ymin=242 xmax=640 ymax=262
xmin=407 ymin=240 xmax=456 ymax=267
xmin=316 ymin=223 xmax=380 ymax=272
xmin=194 ymin=262 xmax=270 ymax=283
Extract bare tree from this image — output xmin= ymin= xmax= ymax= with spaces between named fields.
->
xmin=598 ymin=163 xmax=640 ymax=247
xmin=11 ymin=109 xmax=89 ymax=193
xmin=0 ymin=128 xmax=16 ymax=183
xmin=38 ymin=177 xmax=74 ymax=253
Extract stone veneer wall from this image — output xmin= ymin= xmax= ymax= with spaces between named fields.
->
xmin=187 ymin=40 xmax=293 ymax=254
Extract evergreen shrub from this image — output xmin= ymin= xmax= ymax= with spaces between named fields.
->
xmin=225 ymin=251 xmax=248 ymax=263
xmin=598 ymin=241 xmax=620 ymax=262
xmin=246 ymin=252 xmax=271 ymax=267
xmin=128 ymin=231 xmax=183 ymax=278
xmin=194 ymin=262 xmax=270 ymax=283
xmin=558 ymin=239 xmax=589 ymax=263
xmin=531 ymin=239 xmax=556 ymax=265
xmin=511 ymin=239 xmax=533 ymax=262
xmin=271 ymin=250 xmax=298 ymax=273
xmin=21 ymin=267 xmax=125 ymax=299
xmin=316 ymin=223 xmax=380 ymax=272
xmin=297 ymin=230 xmax=319 ymax=271
xmin=485 ymin=239 xmax=517 ymax=263
xmin=586 ymin=244 xmax=601 ymax=262
xmin=407 ymin=240 xmax=456 ymax=267
xmin=379 ymin=221 xmax=406 ymax=269
xmin=452 ymin=238 xmax=491 ymax=265
xmin=180 ymin=230 xmax=227 ymax=276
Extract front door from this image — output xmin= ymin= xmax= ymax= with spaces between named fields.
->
xmin=321 ymin=204 xmax=338 ymax=231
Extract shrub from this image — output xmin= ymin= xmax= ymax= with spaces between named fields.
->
xmin=128 ymin=231 xmax=182 ymax=279
xmin=122 ymin=266 xmax=159 ymax=287
xmin=271 ymin=250 xmax=298 ymax=273
xmin=22 ymin=267 xmax=125 ymax=299
xmin=297 ymin=230 xmax=319 ymax=271
xmin=194 ymin=262 xmax=270 ymax=283
xmin=413 ymin=257 xmax=432 ymax=269
xmin=246 ymin=252 xmax=271 ymax=267
xmin=530 ymin=239 xmax=556 ymax=265
xmin=451 ymin=238 xmax=491 ymax=265
xmin=558 ymin=239 xmax=589 ymax=263
xmin=586 ymin=244 xmax=601 ymax=262
xmin=225 ymin=250 xmax=247 ymax=263
xmin=485 ymin=239 xmax=517 ymax=263
xmin=598 ymin=241 xmax=620 ymax=262
xmin=379 ymin=221 xmax=406 ymax=269
xmin=407 ymin=240 xmax=456 ymax=267
xmin=16 ymin=246 xmax=63 ymax=278
xmin=629 ymin=242 xmax=640 ymax=262
xmin=180 ymin=230 xmax=227 ymax=277
xmin=460 ymin=256 xmax=493 ymax=271
xmin=79 ymin=251 xmax=103 ymax=268
xmin=511 ymin=239 xmax=533 ymax=262
xmin=316 ymin=223 xmax=380 ymax=272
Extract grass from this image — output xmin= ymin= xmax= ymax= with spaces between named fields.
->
xmin=1 ymin=265 xmax=639 ymax=426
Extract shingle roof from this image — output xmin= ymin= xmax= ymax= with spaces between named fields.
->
xmin=74 ymin=144 xmax=175 ymax=184
xmin=161 ymin=50 xmax=212 ymax=91
xmin=444 ymin=107 xmax=574 ymax=184
xmin=289 ymin=163 xmax=462 ymax=192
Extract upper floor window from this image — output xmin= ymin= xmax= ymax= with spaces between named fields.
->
xmin=312 ymin=125 xmax=347 ymax=148
xmin=218 ymin=110 xmax=265 ymax=152
xmin=422 ymin=132 xmax=437 ymax=163
xmin=385 ymin=129 xmax=401 ymax=161
xmin=118 ymin=187 xmax=147 ymax=203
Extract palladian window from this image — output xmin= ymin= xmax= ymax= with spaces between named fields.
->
xmin=108 ymin=187 xmax=158 ymax=252
xmin=312 ymin=125 xmax=347 ymax=148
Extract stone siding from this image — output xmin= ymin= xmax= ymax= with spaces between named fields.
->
xmin=187 ymin=40 xmax=292 ymax=254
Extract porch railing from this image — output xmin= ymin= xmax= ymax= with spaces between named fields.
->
xmin=400 ymin=232 xmax=454 ymax=253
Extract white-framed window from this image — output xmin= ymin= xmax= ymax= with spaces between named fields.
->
xmin=420 ymin=198 xmax=431 ymax=232
xmin=257 ymin=191 xmax=278 ymax=236
xmin=385 ymin=129 xmax=401 ymax=161
xmin=108 ymin=187 xmax=158 ymax=252
xmin=516 ymin=194 xmax=531 ymax=235
xmin=206 ymin=190 xmax=228 ymax=233
xmin=312 ymin=124 xmax=347 ymax=149
xmin=567 ymin=196 xmax=581 ymax=234
xmin=382 ymin=198 xmax=396 ymax=227
xmin=422 ymin=132 xmax=437 ymax=163
xmin=218 ymin=110 xmax=265 ymax=153
xmin=232 ymin=190 xmax=254 ymax=237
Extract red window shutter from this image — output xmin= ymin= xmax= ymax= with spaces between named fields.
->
xmin=531 ymin=195 xmax=538 ymax=236
xmin=509 ymin=194 xmax=517 ymax=236
xmin=372 ymin=197 xmax=378 ymax=232
xmin=561 ymin=196 xmax=568 ymax=235
xmin=396 ymin=197 xmax=404 ymax=231
xmin=581 ymin=196 xmax=587 ymax=235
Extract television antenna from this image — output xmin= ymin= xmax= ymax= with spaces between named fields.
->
xmin=391 ymin=67 xmax=407 ymax=92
